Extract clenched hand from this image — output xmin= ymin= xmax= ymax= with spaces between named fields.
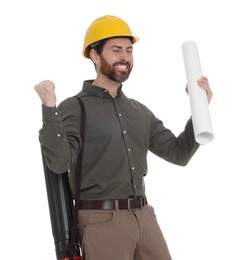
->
xmin=34 ymin=80 xmax=57 ymax=107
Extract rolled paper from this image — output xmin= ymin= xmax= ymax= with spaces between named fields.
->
xmin=182 ymin=41 xmax=214 ymax=145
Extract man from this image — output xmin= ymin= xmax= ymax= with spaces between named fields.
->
xmin=35 ymin=15 xmax=213 ymax=260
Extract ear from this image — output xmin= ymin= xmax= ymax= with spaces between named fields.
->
xmin=90 ymin=49 xmax=99 ymax=64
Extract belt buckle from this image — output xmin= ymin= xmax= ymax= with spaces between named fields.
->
xmin=127 ymin=197 xmax=143 ymax=211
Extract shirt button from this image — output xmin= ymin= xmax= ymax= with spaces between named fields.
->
xmin=123 ymin=130 xmax=127 ymax=134
xmin=128 ymin=148 xmax=131 ymax=152
xmin=55 ymin=112 xmax=58 ymax=116
xmin=134 ymin=185 xmax=136 ymax=188
xmin=118 ymin=113 xmax=122 ymax=117
xmin=57 ymin=134 xmax=61 ymax=137
xmin=132 ymin=167 xmax=135 ymax=170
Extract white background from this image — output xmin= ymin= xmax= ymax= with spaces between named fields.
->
xmin=1 ymin=0 xmax=244 ymax=259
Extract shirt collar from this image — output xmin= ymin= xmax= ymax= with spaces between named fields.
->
xmin=82 ymin=80 xmax=123 ymax=99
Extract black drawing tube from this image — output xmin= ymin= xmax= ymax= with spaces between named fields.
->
xmin=41 ymin=150 xmax=81 ymax=260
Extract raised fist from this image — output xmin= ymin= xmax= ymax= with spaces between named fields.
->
xmin=34 ymin=80 xmax=57 ymax=107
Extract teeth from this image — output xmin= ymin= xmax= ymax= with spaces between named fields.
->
xmin=115 ymin=65 xmax=127 ymax=70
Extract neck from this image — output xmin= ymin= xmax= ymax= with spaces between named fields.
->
xmin=92 ymin=77 xmax=121 ymax=98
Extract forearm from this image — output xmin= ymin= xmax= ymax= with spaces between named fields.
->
xmin=174 ymin=118 xmax=200 ymax=165
xmin=39 ymin=104 xmax=81 ymax=174
xmin=150 ymin=117 xmax=199 ymax=166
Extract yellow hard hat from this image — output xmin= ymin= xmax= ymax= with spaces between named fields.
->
xmin=83 ymin=15 xmax=139 ymax=58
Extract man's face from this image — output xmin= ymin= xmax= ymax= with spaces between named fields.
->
xmin=97 ymin=37 xmax=134 ymax=83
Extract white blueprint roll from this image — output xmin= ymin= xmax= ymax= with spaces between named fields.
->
xmin=182 ymin=41 xmax=214 ymax=145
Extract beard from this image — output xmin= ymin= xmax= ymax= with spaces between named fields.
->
xmin=99 ymin=54 xmax=133 ymax=83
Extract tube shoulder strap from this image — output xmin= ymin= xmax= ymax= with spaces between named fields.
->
xmin=69 ymin=96 xmax=86 ymax=259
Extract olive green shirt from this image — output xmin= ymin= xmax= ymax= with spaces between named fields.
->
xmin=39 ymin=80 xmax=199 ymax=200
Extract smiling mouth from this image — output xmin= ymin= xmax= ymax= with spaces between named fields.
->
xmin=114 ymin=65 xmax=129 ymax=71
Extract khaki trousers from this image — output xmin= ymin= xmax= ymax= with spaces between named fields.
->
xmin=78 ymin=204 xmax=172 ymax=260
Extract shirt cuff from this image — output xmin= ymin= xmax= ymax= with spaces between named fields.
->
xmin=42 ymin=105 xmax=60 ymax=122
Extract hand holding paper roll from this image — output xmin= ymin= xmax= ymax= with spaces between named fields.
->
xmin=182 ymin=41 xmax=214 ymax=145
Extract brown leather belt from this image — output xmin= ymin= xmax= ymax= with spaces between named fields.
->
xmin=79 ymin=195 xmax=147 ymax=211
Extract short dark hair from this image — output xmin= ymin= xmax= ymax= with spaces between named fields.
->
xmin=89 ymin=40 xmax=106 ymax=57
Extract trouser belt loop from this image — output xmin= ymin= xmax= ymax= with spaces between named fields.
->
xmin=115 ymin=200 xmax=119 ymax=211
